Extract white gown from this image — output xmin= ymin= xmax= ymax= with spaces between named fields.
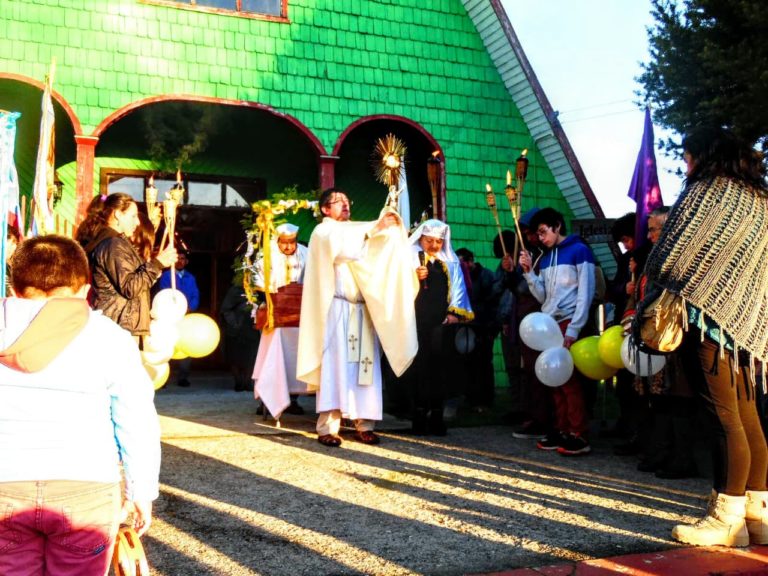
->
xmin=251 ymin=245 xmax=309 ymax=417
xmin=315 ymin=261 xmax=382 ymax=420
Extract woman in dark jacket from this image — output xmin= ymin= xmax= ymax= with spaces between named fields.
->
xmin=77 ymin=193 xmax=177 ymax=340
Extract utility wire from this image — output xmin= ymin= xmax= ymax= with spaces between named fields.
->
xmin=557 ymin=98 xmax=634 ymax=115
xmin=559 ymin=108 xmax=640 ymax=125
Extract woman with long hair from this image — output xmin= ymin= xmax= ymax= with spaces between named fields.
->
xmin=132 ymin=210 xmax=158 ymax=262
xmin=76 ymin=193 xmax=176 ymax=341
xmin=640 ymin=126 xmax=768 ymax=547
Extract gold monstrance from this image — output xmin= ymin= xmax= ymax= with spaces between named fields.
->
xmin=374 ymin=133 xmax=407 ymax=210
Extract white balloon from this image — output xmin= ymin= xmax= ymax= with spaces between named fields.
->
xmin=519 ymin=312 xmax=564 ymax=352
xmin=535 ymin=346 xmax=574 ymax=387
xmin=621 ymin=336 xmax=666 ymax=376
xmin=142 ymin=320 xmax=180 ymax=364
xmin=142 ymin=347 xmax=173 ymax=366
xmin=151 ymin=289 xmax=188 ymax=322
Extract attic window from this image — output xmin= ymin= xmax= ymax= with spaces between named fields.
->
xmin=145 ymin=0 xmax=287 ymax=19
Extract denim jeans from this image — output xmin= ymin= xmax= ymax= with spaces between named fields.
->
xmin=0 ymin=480 xmax=120 ymax=576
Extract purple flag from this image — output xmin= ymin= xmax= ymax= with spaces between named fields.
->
xmin=627 ymin=107 xmax=663 ymax=248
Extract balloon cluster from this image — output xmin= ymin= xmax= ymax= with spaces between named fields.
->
xmin=519 ymin=312 xmax=666 ymax=387
xmin=142 ymin=288 xmax=221 ymax=390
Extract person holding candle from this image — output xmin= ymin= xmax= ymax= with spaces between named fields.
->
xmin=405 ymin=219 xmax=473 ymax=435
xmin=519 ymin=207 xmax=596 ymax=456
xmin=499 ymin=208 xmax=557 ymax=439
xmin=77 ymin=193 xmax=177 ymax=343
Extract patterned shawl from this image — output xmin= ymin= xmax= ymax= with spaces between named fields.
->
xmin=643 ymin=176 xmax=768 ymax=362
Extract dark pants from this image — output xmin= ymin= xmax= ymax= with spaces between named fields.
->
xmin=683 ymin=333 xmax=768 ymax=495
xmin=465 ymin=325 xmax=498 ymax=408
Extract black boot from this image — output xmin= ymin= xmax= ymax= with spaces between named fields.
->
xmin=428 ymin=408 xmax=447 ymax=436
xmin=412 ymin=408 xmax=429 ymax=436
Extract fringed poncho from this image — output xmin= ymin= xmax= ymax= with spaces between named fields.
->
xmin=643 ymin=176 xmax=768 ymax=363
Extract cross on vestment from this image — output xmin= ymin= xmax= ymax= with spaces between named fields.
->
xmin=361 ymin=356 xmax=373 ymax=373
xmin=348 ymin=333 xmax=358 ymax=351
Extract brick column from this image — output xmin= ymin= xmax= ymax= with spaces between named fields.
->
xmin=319 ymin=155 xmax=339 ymax=191
xmin=74 ymin=135 xmax=99 ymax=227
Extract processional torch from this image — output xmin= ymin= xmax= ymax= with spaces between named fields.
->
xmin=144 ymin=176 xmax=162 ymax=232
xmin=504 ymin=149 xmax=529 ymax=266
xmin=484 ymin=184 xmax=507 ymax=257
xmin=426 ymin=151 xmax=441 ymax=219
xmin=161 ymin=171 xmax=185 ymax=292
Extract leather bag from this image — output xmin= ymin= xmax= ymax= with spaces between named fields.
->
xmin=639 ymin=289 xmax=685 ymax=354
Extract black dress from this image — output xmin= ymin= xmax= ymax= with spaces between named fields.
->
xmin=407 ymin=255 xmax=450 ymax=434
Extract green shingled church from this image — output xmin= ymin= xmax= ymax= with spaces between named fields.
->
xmin=0 ymin=0 xmax=612 ymax=328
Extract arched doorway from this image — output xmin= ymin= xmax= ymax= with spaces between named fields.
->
xmin=333 ymin=116 xmax=444 ymax=226
xmin=95 ymin=99 xmax=323 ymax=367
xmin=0 ymin=75 xmax=79 ymax=231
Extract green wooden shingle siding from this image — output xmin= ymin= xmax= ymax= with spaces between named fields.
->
xmin=1 ymin=0 xmax=580 ymax=251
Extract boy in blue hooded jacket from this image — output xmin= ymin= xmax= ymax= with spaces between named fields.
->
xmin=519 ymin=207 xmax=595 ymax=456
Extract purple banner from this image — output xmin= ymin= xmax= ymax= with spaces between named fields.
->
xmin=627 ymin=107 xmax=663 ymax=247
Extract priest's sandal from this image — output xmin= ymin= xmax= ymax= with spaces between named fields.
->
xmin=317 ymin=434 xmax=342 ymax=447
xmin=354 ymin=431 xmax=381 ymax=445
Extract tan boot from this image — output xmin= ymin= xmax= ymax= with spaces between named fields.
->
xmin=746 ymin=490 xmax=768 ymax=544
xmin=672 ymin=490 xmax=749 ymax=547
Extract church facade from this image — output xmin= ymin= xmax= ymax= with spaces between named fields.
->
xmin=0 ymin=0 xmax=611 ymax=318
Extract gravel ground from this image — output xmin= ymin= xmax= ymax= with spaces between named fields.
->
xmin=145 ymin=375 xmax=711 ymax=576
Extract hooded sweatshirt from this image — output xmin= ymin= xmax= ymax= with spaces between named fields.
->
xmin=523 ymin=234 xmax=596 ymax=340
xmin=0 ymin=297 xmax=160 ymax=501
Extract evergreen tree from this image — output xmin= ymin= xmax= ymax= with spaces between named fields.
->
xmin=638 ymin=0 xmax=768 ymax=149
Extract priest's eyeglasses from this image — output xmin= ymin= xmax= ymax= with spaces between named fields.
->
xmin=327 ymin=198 xmax=353 ymax=206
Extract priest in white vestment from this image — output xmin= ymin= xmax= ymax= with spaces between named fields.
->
xmin=251 ymin=223 xmax=308 ymax=418
xmin=297 ymin=188 xmax=418 ymax=447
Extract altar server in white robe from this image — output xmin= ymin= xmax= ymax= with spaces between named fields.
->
xmin=297 ymin=188 xmax=418 ymax=447
xmin=251 ymin=223 xmax=309 ymax=418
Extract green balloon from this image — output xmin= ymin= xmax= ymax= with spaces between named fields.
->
xmin=597 ymin=325 xmax=626 ymax=369
xmin=570 ymin=335 xmax=618 ymax=381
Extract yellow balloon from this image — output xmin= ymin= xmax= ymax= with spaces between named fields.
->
xmin=570 ymin=335 xmax=618 ymax=381
xmin=176 ymin=313 xmax=221 ymax=358
xmin=144 ymin=362 xmax=170 ymax=390
xmin=171 ymin=345 xmax=189 ymax=360
xmin=597 ymin=325 xmax=626 ymax=369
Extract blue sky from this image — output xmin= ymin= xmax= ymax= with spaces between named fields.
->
xmin=500 ymin=0 xmax=684 ymax=217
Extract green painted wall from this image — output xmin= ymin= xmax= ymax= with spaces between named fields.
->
xmin=0 ymin=0 xmax=572 ymax=247
xmin=1 ymin=0 xmax=575 ymax=385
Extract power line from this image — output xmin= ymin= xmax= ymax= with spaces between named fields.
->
xmin=559 ymin=108 xmax=640 ymax=125
xmin=557 ymin=98 xmax=635 ymax=115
